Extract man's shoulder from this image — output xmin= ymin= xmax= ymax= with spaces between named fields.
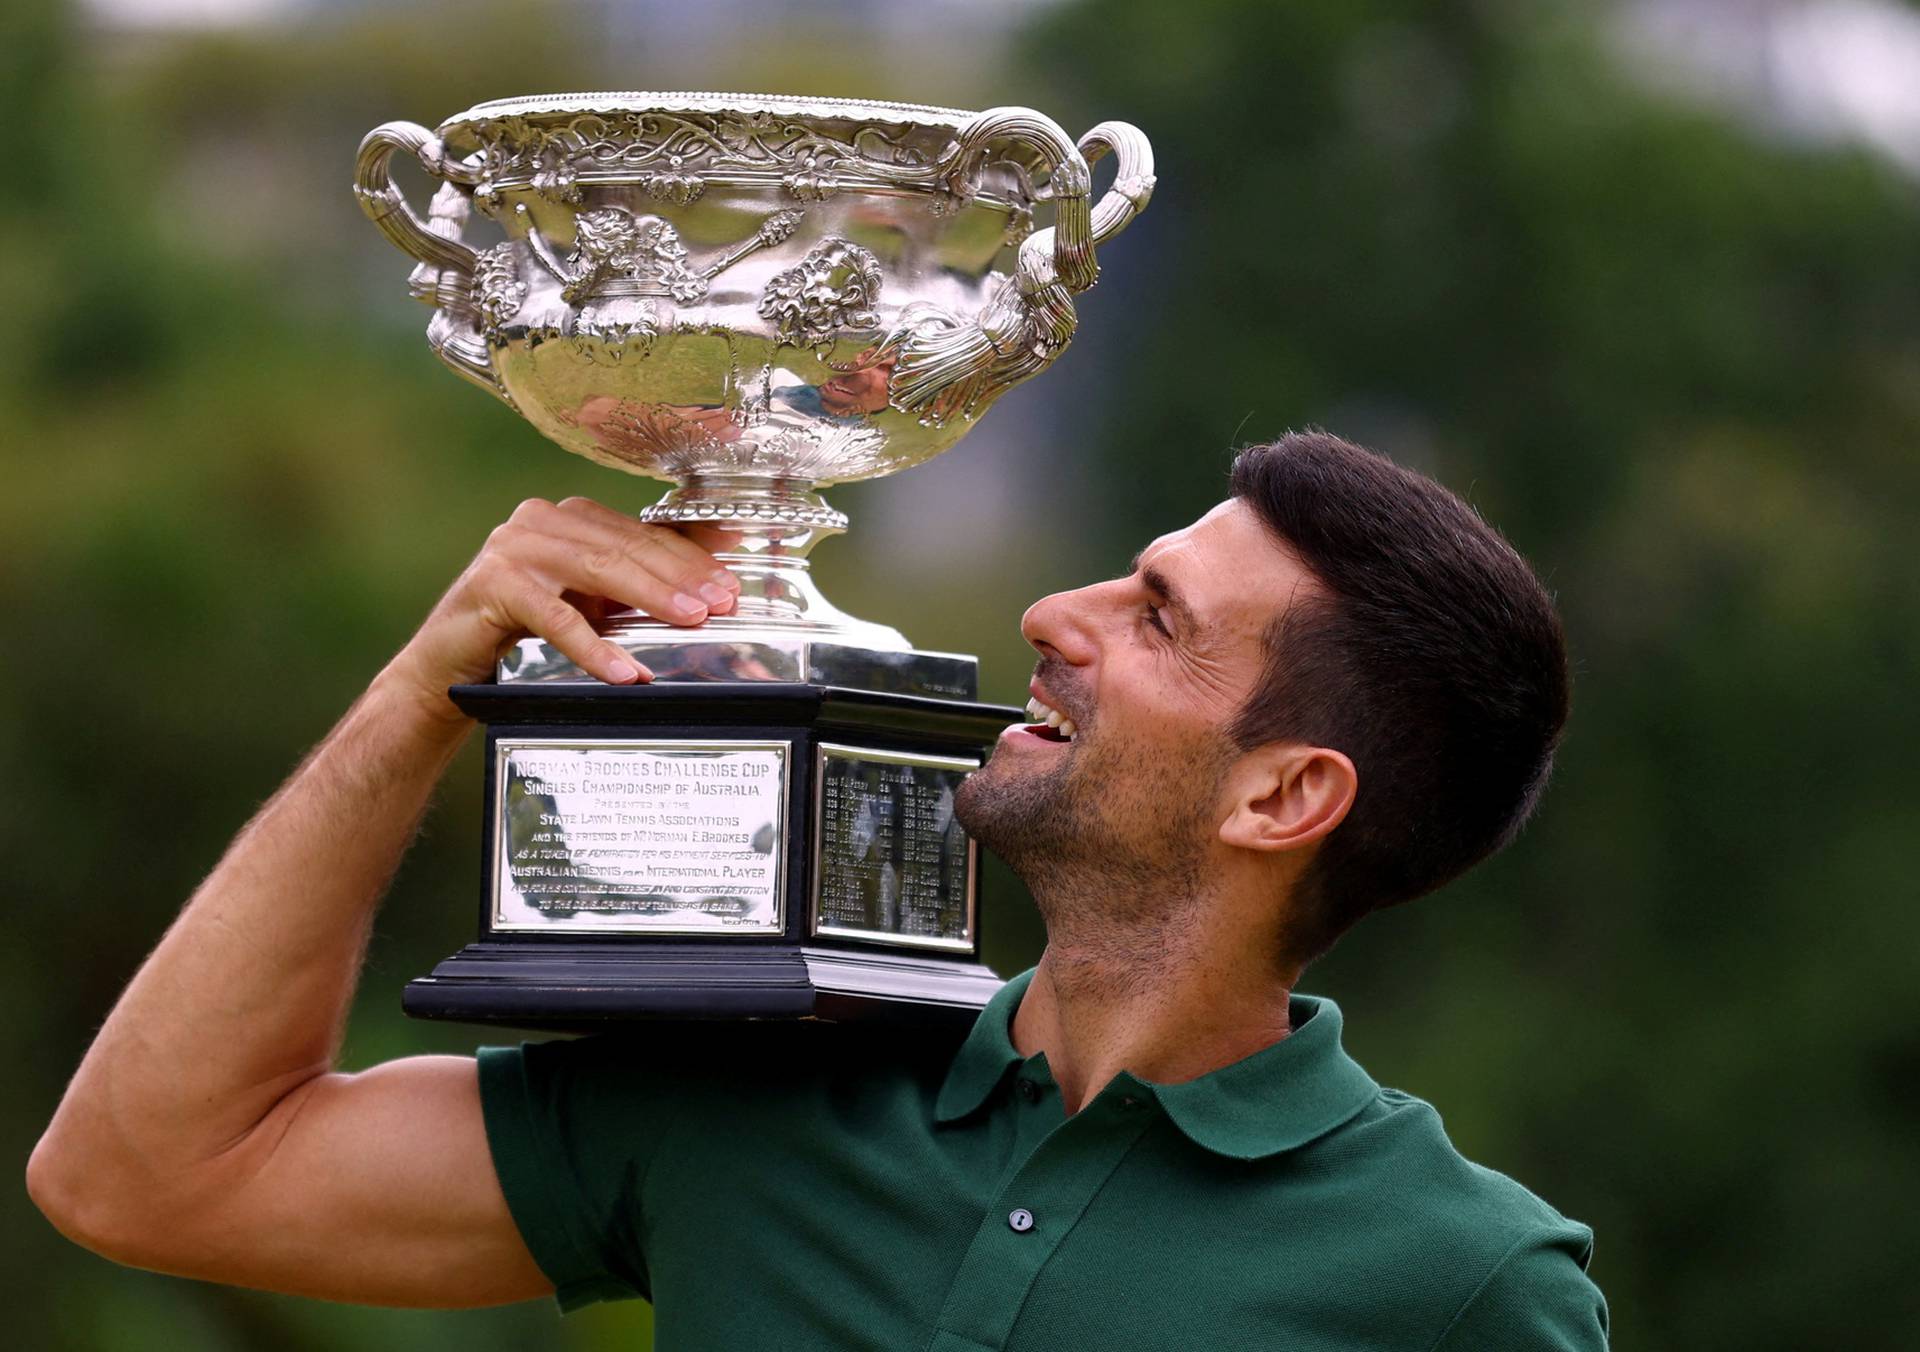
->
xmin=1323 ymin=1083 xmax=1590 ymax=1244
xmin=1215 ymin=1077 xmax=1605 ymax=1346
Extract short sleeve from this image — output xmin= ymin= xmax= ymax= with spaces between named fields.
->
xmin=1430 ymin=1226 xmax=1610 ymax=1351
xmin=478 ymin=1037 xmax=683 ymax=1312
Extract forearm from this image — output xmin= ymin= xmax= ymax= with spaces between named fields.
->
xmin=34 ymin=659 xmax=470 ymax=1211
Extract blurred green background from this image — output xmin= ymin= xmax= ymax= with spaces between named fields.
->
xmin=7 ymin=0 xmax=1920 ymax=1346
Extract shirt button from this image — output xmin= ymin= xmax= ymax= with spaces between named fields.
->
xmin=1007 ymin=1208 xmax=1035 ymax=1233
xmin=1017 ymin=1079 xmax=1040 ymax=1102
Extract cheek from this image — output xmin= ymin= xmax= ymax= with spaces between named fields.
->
xmin=1078 ymin=707 xmax=1218 ymax=785
xmin=1078 ymin=687 xmax=1236 ymax=792
xmin=1094 ymin=677 xmax=1222 ymax=752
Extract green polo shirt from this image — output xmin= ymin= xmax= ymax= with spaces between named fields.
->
xmin=479 ymin=970 xmax=1607 ymax=1349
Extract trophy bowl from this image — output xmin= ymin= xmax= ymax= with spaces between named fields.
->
xmin=356 ymin=92 xmax=1153 ymax=682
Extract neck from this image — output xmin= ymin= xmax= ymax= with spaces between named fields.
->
xmin=1009 ymin=886 xmax=1297 ymax=1114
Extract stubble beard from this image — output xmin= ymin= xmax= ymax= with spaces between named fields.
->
xmin=955 ymin=721 xmax=1231 ymax=985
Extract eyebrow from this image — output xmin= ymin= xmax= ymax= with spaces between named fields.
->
xmin=1129 ymin=551 xmax=1204 ymax=636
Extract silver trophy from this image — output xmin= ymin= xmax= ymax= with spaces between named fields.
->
xmin=354 ymin=93 xmax=1153 ymax=1025
xmin=356 ymin=91 xmax=1153 ymax=694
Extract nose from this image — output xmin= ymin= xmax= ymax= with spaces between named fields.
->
xmin=1020 ymin=583 xmax=1103 ymax=667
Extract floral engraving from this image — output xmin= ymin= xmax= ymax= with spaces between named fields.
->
xmin=758 ymin=240 xmax=884 ymax=348
xmin=564 ymin=397 xmax=732 ymax=469
xmin=569 ymin=303 xmax=665 ymax=353
xmin=470 ymin=110 xmax=960 ymax=204
xmin=782 ymin=152 xmax=840 ymax=201
xmin=531 ymin=161 xmax=581 ymax=204
xmin=638 ymin=153 xmax=704 ymax=204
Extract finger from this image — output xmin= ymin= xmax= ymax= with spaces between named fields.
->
xmin=501 ymin=500 xmax=741 ymax=617
xmin=508 ymin=497 xmax=719 ymax=580
xmin=552 ymin=499 xmax=740 ymax=579
xmin=674 ymin=521 xmax=747 ymax=557
xmin=498 ymin=528 xmax=719 ymax=627
xmin=500 ymin=573 xmax=650 ymax=685
xmin=559 ymin=589 xmax=607 ymax=627
xmin=551 ymin=499 xmax=743 ymax=592
xmin=670 ymin=525 xmax=744 ymax=615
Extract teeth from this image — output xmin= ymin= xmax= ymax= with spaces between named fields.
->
xmin=1024 ymin=693 xmax=1077 ymax=740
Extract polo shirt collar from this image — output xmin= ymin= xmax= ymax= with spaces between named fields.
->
xmin=934 ymin=968 xmax=1033 ymax=1122
xmin=935 ymin=968 xmax=1380 ymax=1161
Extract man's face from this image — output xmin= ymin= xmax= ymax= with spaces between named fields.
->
xmin=954 ymin=499 xmax=1320 ymax=915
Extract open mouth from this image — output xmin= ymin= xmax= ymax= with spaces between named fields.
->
xmin=1024 ymin=695 xmax=1078 ymax=743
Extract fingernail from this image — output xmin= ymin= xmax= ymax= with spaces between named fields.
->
xmin=712 ymin=571 xmax=741 ymax=593
xmin=608 ymin=659 xmax=642 ymax=683
xmin=697 ymin=581 xmax=733 ymax=608
xmin=671 ymin=592 xmax=706 ymax=618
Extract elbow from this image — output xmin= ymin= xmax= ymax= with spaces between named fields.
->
xmin=29 ymin=1112 xmax=262 ymax=1277
xmin=28 ymin=1128 xmax=97 ymax=1249
xmin=27 ymin=1126 xmax=150 ymax=1264
xmin=28 ymin=1128 xmax=112 ymax=1255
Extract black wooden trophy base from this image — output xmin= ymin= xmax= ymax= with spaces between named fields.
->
xmin=403 ymin=681 xmax=1021 ymax=1032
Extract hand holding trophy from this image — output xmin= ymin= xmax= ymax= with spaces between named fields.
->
xmin=354 ymin=92 xmax=1153 ymax=1025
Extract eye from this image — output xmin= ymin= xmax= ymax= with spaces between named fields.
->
xmin=1143 ymin=603 xmax=1172 ymax=636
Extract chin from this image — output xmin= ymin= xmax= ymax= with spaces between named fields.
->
xmin=951 ymin=766 xmax=992 ymax=836
xmin=954 ymin=747 xmax=1069 ymax=851
xmin=952 ymin=759 xmax=1018 ymax=840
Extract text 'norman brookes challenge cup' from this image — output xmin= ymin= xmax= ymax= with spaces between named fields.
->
xmin=355 ymin=92 xmax=1154 ymax=686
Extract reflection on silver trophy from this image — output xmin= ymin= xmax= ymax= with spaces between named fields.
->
xmin=355 ymin=92 xmax=1154 ymax=690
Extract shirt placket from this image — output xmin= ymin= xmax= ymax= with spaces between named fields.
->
xmin=926 ymin=1075 xmax=1156 ymax=1352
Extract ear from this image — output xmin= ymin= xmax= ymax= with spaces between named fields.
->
xmin=1217 ymin=744 xmax=1357 ymax=854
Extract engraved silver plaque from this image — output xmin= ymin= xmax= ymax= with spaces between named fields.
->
xmin=493 ymin=739 xmax=788 ymax=935
xmin=811 ymin=743 xmax=978 ymax=952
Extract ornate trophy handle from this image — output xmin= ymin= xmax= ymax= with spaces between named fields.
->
xmin=945 ymin=107 xmax=1097 ymax=294
xmin=354 ymin=121 xmax=477 ymax=274
xmin=1078 ymin=121 xmax=1156 ymax=247
xmin=881 ymin=110 xmax=1156 ymax=426
xmin=353 ymin=121 xmax=511 ymax=405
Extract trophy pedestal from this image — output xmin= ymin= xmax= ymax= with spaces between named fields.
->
xmin=404 ymin=681 xmax=1019 ymax=1032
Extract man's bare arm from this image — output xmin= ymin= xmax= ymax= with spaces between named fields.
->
xmin=27 ymin=497 xmax=738 ymax=1306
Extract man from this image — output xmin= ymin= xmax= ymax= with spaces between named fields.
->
xmin=29 ymin=431 xmax=1607 ymax=1349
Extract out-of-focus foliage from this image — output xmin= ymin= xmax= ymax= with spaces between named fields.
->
xmin=4 ymin=0 xmax=1917 ymax=1348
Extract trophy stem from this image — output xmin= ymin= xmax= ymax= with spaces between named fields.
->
xmin=632 ymin=473 xmax=879 ymax=630
xmin=638 ymin=473 xmax=851 ymax=540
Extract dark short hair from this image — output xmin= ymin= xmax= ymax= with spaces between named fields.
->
xmin=1228 ymin=431 xmax=1570 ymax=962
